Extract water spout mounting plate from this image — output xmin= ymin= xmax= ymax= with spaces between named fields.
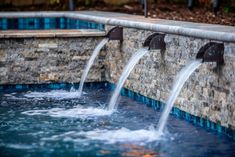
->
xmin=196 ymin=42 xmax=224 ymax=64
xmin=106 ymin=26 xmax=123 ymax=41
xmin=143 ymin=33 xmax=166 ymax=51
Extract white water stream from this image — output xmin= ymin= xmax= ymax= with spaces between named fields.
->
xmin=108 ymin=47 xmax=149 ymax=111
xmin=157 ymin=59 xmax=202 ymax=135
xmin=77 ymin=38 xmax=109 ymax=97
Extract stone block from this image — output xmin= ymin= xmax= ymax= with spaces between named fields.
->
xmin=38 ymin=43 xmax=58 ymax=49
xmin=21 ymin=51 xmax=38 ymax=61
xmin=0 ymin=49 xmax=7 ymax=62
xmin=0 ymin=67 xmax=7 ymax=76
xmin=39 ymin=73 xmax=59 ymax=82
xmin=72 ymin=56 xmax=90 ymax=61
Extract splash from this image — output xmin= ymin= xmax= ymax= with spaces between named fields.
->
xmin=41 ymin=126 xmax=166 ymax=144
xmin=24 ymin=90 xmax=82 ymax=100
xmin=22 ymin=106 xmax=112 ymax=119
xmin=77 ymin=127 xmax=159 ymax=144
xmin=108 ymin=47 xmax=149 ymax=111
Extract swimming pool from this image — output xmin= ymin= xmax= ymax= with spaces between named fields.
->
xmin=0 ymin=83 xmax=235 ymax=157
xmin=0 ymin=17 xmax=104 ymax=30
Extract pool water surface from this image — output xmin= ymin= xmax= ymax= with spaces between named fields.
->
xmin=0 ymin=86 xmax=235 ymax=157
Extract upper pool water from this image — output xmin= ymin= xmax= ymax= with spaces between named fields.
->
xmin=0 ymin=17 xmax=104 ymax=30
xmin=0 ymin=85 xmax=235 ymax=157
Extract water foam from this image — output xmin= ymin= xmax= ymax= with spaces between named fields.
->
xmin=23 ymin=90 xmax=85 ymax=100
xmin=77 ymin=127 xmax=159 ymax=144
xmin=22 ymin=106 xmax=112 ymax=119
xmin=1 ymin=143 xmax=35 ymax=150
xmin=42 ymin=126 xmax=164 ymax=144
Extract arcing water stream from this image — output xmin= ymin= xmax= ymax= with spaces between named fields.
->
xmin=157 ymin=59 xmax=202 ymax=135
xmin=77 ymin=38 xmax=109 ymax=97
xmin=108 ymin=47 xmax=149 ymax=111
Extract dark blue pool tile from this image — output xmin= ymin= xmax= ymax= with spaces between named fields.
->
xmin=43 ymin=18 xmax=56 ymax=29
xmin=16 ymin=84 xmax=23 ymax=90
xmin=0 ymin=18 xmax=7 ymax=30
xmin=7 ymin=18 xmax=18 ymax=29
xmin=0 ymin=82 xmax=108 ymax=93
xmin=18 ymin=18 xmax=40 ymax=30
xmin=0 ymin=17 xmax=105 ymax=31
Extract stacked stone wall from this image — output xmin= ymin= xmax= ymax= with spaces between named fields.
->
xmin=105 ymin=28 xmax=235 ymax=129
xmin=0 ymin=37 xmax=106 ymax=84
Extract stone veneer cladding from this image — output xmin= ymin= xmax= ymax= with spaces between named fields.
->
xmin=104 ymin=27 xmax=235 ymax=130
xmin=0 ymin=37 xmax=106 ymax=84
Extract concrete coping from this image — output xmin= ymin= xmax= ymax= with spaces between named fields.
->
xmin=0 ymin=11 xmax=235 ymax=42
xmin=0 ymin=29 xmax=106 ymax=38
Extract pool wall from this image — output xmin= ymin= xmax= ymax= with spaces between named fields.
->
xmin=105 ymin=27 xmax=235 ymax=131
xmin=0 ymin=37 xmax=106 ymax=84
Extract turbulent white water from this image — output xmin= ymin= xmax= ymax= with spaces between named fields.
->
xmin=76 ymin=127 xmax=159 ymax=143
xmin=22 ymin=106 xmax=112 ymax=119
xmin=24 ymin=90 xmax=83 ymax=100
xmin=157 ymin=59 xmax=202 ymax=135
xmin=77 ymin=38 xmax=109 ymax=97
xmin=41 ymin=126 xmax=164 ymax=144
xmin=108 ymin=47 xmax=149 ymax=111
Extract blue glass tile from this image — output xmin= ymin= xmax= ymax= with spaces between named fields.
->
xmin=59 ymin=18 xmax=66 ymax=29
xmin=15 ymin=84 xmax=23 ymax=90
xmin=199 ymin=118 xmax=204 ymax=127
xmin=206 ymin=120 xmax=211 ymax=128
xmin=0 ymin=18 xmax=8 ymax=30
xmin=120 ymin=88 xmax=125 ymax=96
xmin=18 ymin=18 xmax=40 ymax=30
xmin=44 ymin=18 xmax=56 ymax=29
xmin=8 ymin=18 xmax=18 ymax=29
xmin=151 ymin=100 xmax=155 ymax=108
xmin=193 ymin=116 xmax=197 ymax=124
xmin=185 ymin=113 xmax=190 ymax=121
xmin=217 ymin=124 xmax=222 ymax=133
xmin=48 ymin=83 xmax=61 ymax=89
xmin=60 ymin=83 xmax=66 ymax=88
xmin=142 ymin=96 xmax=145 ymax=104
xmin=1 ymin=17 xmax=104 ymax=30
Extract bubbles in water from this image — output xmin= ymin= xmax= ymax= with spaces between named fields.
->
xmin=23 ymin=90 xmax=86 ymax=100
xmin=0 ymin=143 xmax=35 ymax=150
xmin=42 ymin=127 xmax=165 ymax=144
xmin=22 ymin=106 xmax=112 ymax=119
xmin=77 ymin=127 xmax=160 ymax=144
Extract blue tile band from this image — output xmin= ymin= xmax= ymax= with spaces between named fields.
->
xmin=0 ymin=81 xmax=234 ymax=140
xmin=0 ymin=17 xmax=105 ymax=31
xmin=0 ymin=82 xmax=107 ymax=93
